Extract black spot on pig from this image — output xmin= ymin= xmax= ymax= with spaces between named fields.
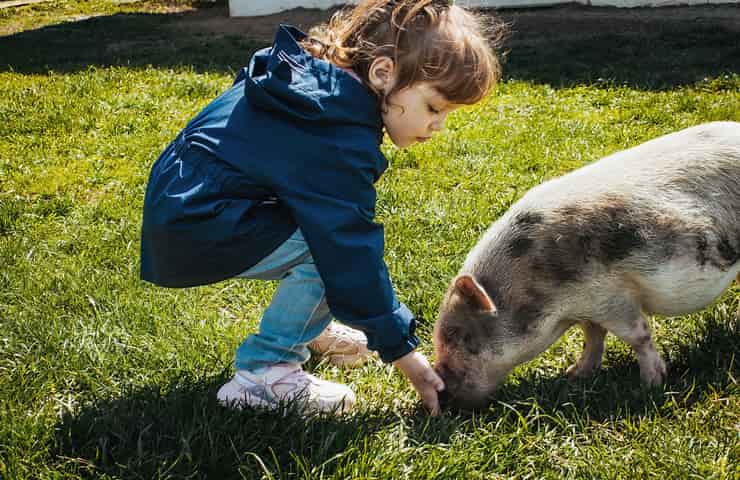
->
xmin=554 ymin=198 xmax=648 ymax=262
xmin=507 ymin=211 xmax=544 ymax=258
xmin=696 ymin=232 xmax=739 ymax=270
xmin=515 ymin=211 xmax=544 ymax=227
xmin=526 ymin=287 xmax=547 ymax=306
xmin=511 ymin=287 xmax=550 ymax=333
xmin=519 ymin=196 xmax=676 ymax=286
xmin=718 ymin=235 xmax=739 ymax=265
xmin=697 ymin=234 xmax=709 ymax=266
xmin=531 ymin=245 xmax=582 ymax=283
xmin=508 ymin=235 xmax=533 ymax=257
xmin=512 ymin=303 xmax=542 ymax=333
xmin=584 ymin=203 xmax=645 ymax=263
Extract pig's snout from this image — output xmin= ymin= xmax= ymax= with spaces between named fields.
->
xmin=436 ymin=361 xmax=498 ymax=411
xmin=434 ymin=362 xmax=463 ymax=409
xmin=437 ymin=387 xmax=452 ymax=408
xmin=434 ymin=362 xmax=455 ymax=386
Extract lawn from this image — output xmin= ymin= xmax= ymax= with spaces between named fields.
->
xmin=1 ymin=1 xmax=739 ymax=478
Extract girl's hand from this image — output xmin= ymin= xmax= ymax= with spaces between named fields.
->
xmin=392 ymin=350 xmax=446 ymax=416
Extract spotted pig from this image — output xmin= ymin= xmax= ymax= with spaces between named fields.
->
xmin=434 ymin=122 xmax=740 ymax=409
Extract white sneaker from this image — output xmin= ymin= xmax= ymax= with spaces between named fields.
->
xmin=216 ymin=363 xmax=356 ymax=414
xmin=308 ymin=322 xmax=374 ymax=367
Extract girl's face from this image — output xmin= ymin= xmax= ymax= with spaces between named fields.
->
xmin=381 ymin=82 xmax=461 ymax=148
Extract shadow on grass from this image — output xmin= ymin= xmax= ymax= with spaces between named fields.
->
xmin=0 ymin=4 xmax=266 ymax=76
xmin=500 ymin=5 xmax=740 ymax=89
xmin=2 ymin=3 xmax=739 ymax=89
xmin=54 ymin=371 xmax=384 ymax=478
xmin=53 ymin=372 xmax=472 ymax=478
xmin=53 ymin=310 xmax=738 ymax=478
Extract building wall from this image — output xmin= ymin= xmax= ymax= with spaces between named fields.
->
xmin=230 ymin=0 xmax=737 ymax=17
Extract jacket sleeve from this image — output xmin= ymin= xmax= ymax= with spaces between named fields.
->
xmin=273 ymin=144 xmax=420 ymax=363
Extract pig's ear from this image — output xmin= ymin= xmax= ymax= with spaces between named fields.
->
xmin=454 ymin=274 xmax=496 ymax=313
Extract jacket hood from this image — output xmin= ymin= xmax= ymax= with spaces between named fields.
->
xmin=243 ymin=25 xmax=383 ymax=132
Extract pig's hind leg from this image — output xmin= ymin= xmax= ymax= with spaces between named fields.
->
xmin=566 ymin=320 xmax=607 ymax=379
xmin=602 ymin=312 xmax=667 ymax=386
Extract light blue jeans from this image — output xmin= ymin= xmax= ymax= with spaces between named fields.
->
xmin=234 ymin=229 xmax=332 ymax=373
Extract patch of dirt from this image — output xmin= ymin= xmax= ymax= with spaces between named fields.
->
xmin=166 ymin=2 xmax=740 ymax=45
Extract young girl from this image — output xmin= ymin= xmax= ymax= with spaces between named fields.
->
xmin=141 ymin=0 xmax=504 ymax=416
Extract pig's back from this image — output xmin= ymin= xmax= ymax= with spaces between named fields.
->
xmin=481 ymin=122 xmax=740 ymax=316
xmin=520 ymin=121 xmax=740 ymax=210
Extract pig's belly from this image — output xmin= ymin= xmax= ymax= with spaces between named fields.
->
xmin=639 ymin=259 xmax=740 ymax=315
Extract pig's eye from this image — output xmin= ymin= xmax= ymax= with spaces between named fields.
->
xmin=444 ymin=326 xmax=460 ymax=341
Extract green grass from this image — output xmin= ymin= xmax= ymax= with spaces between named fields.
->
xmin=1 ymin=1 xmax=740 ymax=478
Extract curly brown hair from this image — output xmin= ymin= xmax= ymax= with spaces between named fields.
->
xmin=302 ymin=0 xmax=508 ymax=106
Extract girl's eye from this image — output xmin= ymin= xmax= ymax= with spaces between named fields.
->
xmin=428 ymin=104 xmax=440 ymax=114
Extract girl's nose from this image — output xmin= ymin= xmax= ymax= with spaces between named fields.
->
xmin=430 ymin=115 xmax=446 ymax=132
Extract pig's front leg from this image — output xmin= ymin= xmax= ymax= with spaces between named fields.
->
xmin=566 ymin=320 xmax=606 ymax=379
xmin=604 ymin=313 xmax=667 ymax=386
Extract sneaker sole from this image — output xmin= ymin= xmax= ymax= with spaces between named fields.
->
xmin=216 ymin=377 xmax=276 ymax=410
xmin=216 ymin=377 xmax=356 ymax=415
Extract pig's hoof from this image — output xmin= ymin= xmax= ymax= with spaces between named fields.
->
xmin=566 ymin=361 xmax=600 ymax=379
xmin=640 ymin=357 xmax=667 ymax=386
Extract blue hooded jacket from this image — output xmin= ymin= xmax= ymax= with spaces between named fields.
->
xmin=141 ymin=25 xmax=420 ymax=362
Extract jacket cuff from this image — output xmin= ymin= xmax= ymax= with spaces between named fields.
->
xmin=365 ymin=303 xmax=421 ymax=363
xmin=378 ymin=335 xmax=419 ymax=363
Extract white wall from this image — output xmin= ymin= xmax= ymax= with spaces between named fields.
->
xmin=234 ymin=0 xmax=347 ymax=17
xmin=230 ymin=0 xmax=738 ymax=17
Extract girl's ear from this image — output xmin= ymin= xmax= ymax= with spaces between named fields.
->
xmin=368 ymin=56 xmax=395 ymax=94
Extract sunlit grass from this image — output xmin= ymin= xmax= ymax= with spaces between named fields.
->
xmin=1 ymin=1 xmax=739 ymax=478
